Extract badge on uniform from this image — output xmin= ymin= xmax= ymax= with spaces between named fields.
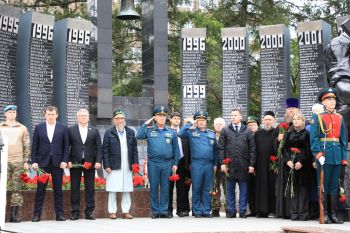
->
xmin=150 ymin=131 xmax=158 ymax=137
xmin=165 ymin=138 xmax=171 ymax=144
xmin=192 ymin=132 xmax=200 ymax=137
xmin=209 ymin=139 xmax=214 ymax=145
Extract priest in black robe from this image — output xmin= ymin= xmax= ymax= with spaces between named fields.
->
xmin=254 ymin=111 xmax=277 ymax=218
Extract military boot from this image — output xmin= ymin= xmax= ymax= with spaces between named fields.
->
xmin=322 ymin=196 xmax=331 ymax=224
xmin=9 ymin=206 xmax=21 ymax=223
xmin=329 ymin=195 xmax=343 ymax=224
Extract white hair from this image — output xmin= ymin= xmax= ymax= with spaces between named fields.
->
xmin=312 ymin=104 xmax=324 ymax=114
xmin=214 ymin=117 xmax=225 ymax=126
xmin=76 ymin=108 xmax=89 ymax=117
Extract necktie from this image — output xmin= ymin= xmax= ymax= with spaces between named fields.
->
xmin=235 ymin=125 xmax=239 ymax=132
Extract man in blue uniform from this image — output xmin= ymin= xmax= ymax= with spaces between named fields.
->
xmin=178 ymin=111 xmax=217 ymax=218
xmin=310 ymin=88 xmax=348 ymax=224
xmin=137 ymin=106 xmax=179 ymax=219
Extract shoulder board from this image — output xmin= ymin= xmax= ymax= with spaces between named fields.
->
xmin=207 ymin=129 xmax=214 ymax=133
xmin=334 ymin=112 xmax=342 ymax=118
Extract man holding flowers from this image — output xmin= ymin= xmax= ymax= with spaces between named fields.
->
xmin=31 ymin=106 xmax=69 ymax=222
xmin=102 ymin=109 xmax=139 ymax=220
xmin=68 ymin=109 xmax=102 ymax=220
xmin=218 ymin=108 xmax=256 ymax=218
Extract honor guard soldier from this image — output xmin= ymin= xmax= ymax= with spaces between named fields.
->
xmin=178 ymin=111 xmax=217 ymax=218
xmin=137 ymin=106 xmax=179 ymax=219
xmin=310 ymin=88 xmax=348 ymax=224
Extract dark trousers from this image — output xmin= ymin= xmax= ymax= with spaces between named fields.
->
xmin=290 ymin=183 xmax=309 ymax=220
xmin=323 ymin=164 xmax=341 ymax=195
xmin=227 ymin=179 xmax=247 ymax=214
xmin=34 ymin=161 xmax=63 ymax=216
xmin=169 ymin=158 xmax=191 ymax=213
xmin=70 ymin=167 xmax=95 ymax=215
xmin=247 ymin=173 xmax=256 ymax=214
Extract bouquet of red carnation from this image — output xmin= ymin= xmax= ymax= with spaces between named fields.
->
xmin=269 ymin=155 xmax=279 ymax=173
xmin=285 ymin=147 xmax=301 ymax=198
xmin=20 ymin=172 xmax=30 ymax=183
xmin=133 ymin=174 xmax=144 ymax=187
xmin=185 ymin=177 xmax=192 ymax=187
xmin=132 ymin=164 xmax=140 ymax=174
xmin=209 ymin=177 xmax=218 ymax=196
xmin=222 ymin=157 xmax=232 ymax=177
xmin=169 ymin=171 xmax=180 ymax=182
xmin=277 ymin=122 xmax=289 ymax=159
xmin=72 ymin=161 xmax=93 ymax=170
xmin=94 ymin=177 xmax=106 ymax=189
xmin=36 ymin=168 xmax=50 ymax=184
xmin=339 ymin=186 xmax=346 ymax=203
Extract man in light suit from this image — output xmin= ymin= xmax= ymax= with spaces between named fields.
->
xmin=31 ymin=106 xmax=69 ymax=222
xmin=68 ymin=109 xmax=102 ymax=220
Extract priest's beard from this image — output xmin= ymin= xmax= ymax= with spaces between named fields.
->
xmin=264 ymin=125 xmax=272 ymax=131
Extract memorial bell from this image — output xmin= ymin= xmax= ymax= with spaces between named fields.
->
xmin=116 ymin=0 xmax=140 ymax=20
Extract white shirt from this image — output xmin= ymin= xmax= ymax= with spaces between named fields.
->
xmin=233 ymin=123 xmax=241 ymax=132
xmin=79 ymin=125 xmax=88 ymax=144
xmin=174 ymin=128 xmax=184 ymax=158
xmin=46 ymin=122 xmax=56 ymax=143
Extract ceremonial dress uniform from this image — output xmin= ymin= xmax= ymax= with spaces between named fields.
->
xmin=136 ymin=107 xmax=179 ymax=218
xmin=310 ymin=88 xmax=348 ymax=224
xmin=178 ymin=111 xmax=217 ymax=218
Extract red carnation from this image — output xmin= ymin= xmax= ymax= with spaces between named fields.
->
xmin=169 ymin=173 xmax=180 ymax=182
xmin=83 ymin=162 xmax=92 ymax=170
xmin=132 ymin=164 xmax=140 ymax=173
xmin=290 ymin=147 xmax=301 ymax=154
xmin=223 ymin=157 xmax=232 ymax=165
xmin=339 ymin=194 xmax=347 ymax=203
xmin=270 ymin=155 xmax=278 ymax=162
xmin=20 ymin=173 xmax=30 ymax=183
xmin=37 ymin=173 xmax=49 ymax=184
xmin=133 ymin=174 xmax=144 ymax=187
xmin=185 ymin=178 xmax=192 ymax=187
xmin=279 ymin=122 xmax=289 ymax=130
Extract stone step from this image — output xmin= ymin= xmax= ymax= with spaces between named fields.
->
xmin=282 ymin=226 xmax=350 ymax=233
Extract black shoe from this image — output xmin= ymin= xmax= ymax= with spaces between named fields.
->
xmin=168 ymin=212 xmax=173 ymax=218
xmin=85 ymin=214 xmax=96 ymax=220
xmin=9 ymin=206 xmax=21 ymax=223
xmin=239 ymin=213 xmax=247 ymax=218
xmin=182 ymin=211 xmax=189 ymax=217
xmin=329 ymin=195 xmax=344 ymax=224
xmin=226 ymin=211 xmax=236 ymax=218
xmin=256 ymin=213 xmax=268 ymax=218
xmin=32 ymin=215 xmax=41 ymax=222
xmin=70 ymin=213 xmax=79 ymax=220
xmin=211 ymin=210 xmax=220 ymax=217
xmin=160 ymin=213 xmax=172 ymax=218
xmin=56 ymin=215 xmax=66 ymax=221
xmin=202 ymin=213 xmax=213 ymax=218
xmin=247 ymin=212 xmax=256 ymax=217
xmin=151 ymin=213 xmax=160 ymax=219
xmin=177 ymin=211 xmax=185 ymax=217
xmin=194 ymin=214 xmax=202 ymax=218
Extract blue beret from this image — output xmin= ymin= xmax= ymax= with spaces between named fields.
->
xmin=286 ymin=98 xmax=299 ymax=109
xmin=4 ymin=105 xmax=17 ymax=112
xmin=194 ymin=111 xmax=208 ymax=120
xmin=153 ymin=106 xmax=168 ymax=116
xmin=318 ymin=87 xmax=337 ymax=102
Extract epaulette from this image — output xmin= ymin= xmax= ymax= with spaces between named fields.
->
xmin=334 ymin=112 xmax=342 ymax=118
xmin=207 ymin=129 xmax=214 ymax=133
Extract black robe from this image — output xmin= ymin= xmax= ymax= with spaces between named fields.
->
xmin=254 ymin=128 xmax=276 ymax=216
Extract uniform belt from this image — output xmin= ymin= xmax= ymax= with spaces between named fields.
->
xmin=320 ymin=138 xmax=339 ymax=142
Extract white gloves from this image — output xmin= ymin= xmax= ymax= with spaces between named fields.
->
xmin=318 ymin=156 xmax=325 ymax=166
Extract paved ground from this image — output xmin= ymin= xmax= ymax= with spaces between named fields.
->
xmin=3 ymin=215 xmax=350 ymax=233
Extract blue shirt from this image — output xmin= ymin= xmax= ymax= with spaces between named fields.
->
xmin=137 ymin=124 xmax=179 ymax=165
xmin=178 ymin=123 xmax=217 ymax=163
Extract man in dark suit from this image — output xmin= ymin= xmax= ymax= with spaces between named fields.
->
xmin=31 ymin=106 xmax=69 ymax=222
xmin=218 ymin=108 xmax=256 ymax=218
xmin=68 ymin=109 xmax=102 ymax=220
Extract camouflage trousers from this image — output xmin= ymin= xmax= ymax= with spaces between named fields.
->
xmin=211 ymin=168 xmax=228 ymax=212
xmin=7 ymin=162 xmax=24 ymax=207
